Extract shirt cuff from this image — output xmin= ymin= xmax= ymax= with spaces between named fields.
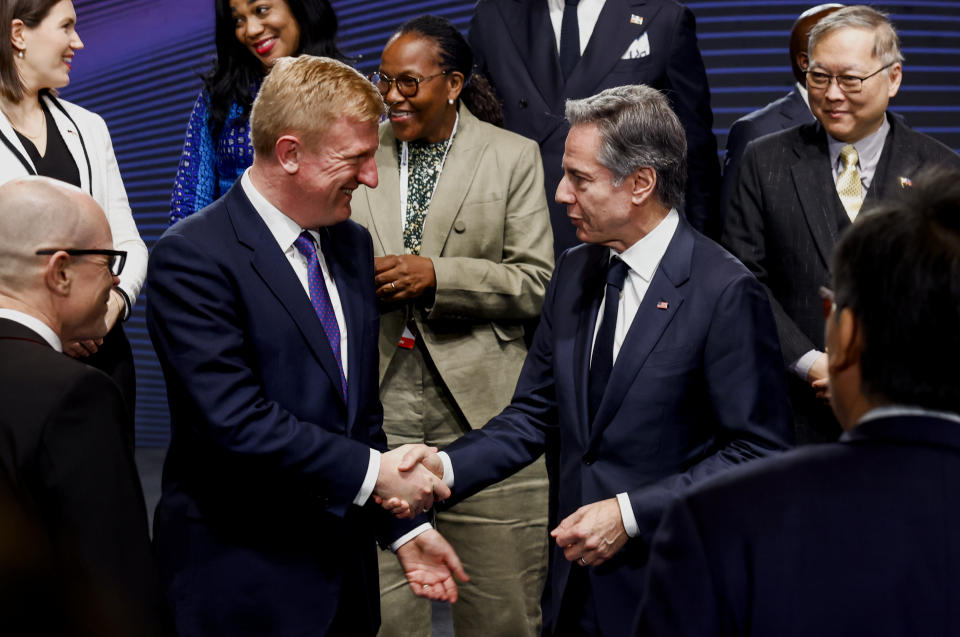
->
xmin=388 ymin=523 xmax=433 ymax=552
xmin=790 ymin=349 xmax=823 ymax=381
xmin=437 ymin=451 xmax=454 ymax=489
xmin=353 ymin=448 xmax=381 ymax=506
xmin=617 ymin=492 xmax=639 ymax=538
xmin=113 ymin=287 xmax=132 ymax=321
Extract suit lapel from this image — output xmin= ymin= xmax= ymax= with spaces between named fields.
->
xmin=780 ymin=88 xmax=812 ymax=128
xmin=790 ymin=124 xmax=841 ymax=269
xmin=322 ymin=226 xmax=364 ymax=430
xmin=572 ymin=246 xmax=609 ymax=446
xmin=226 ymin=185 xmax=347 ymax=409
xmin=495 ymin=0 xmax=563 ymax=109
xmin=587 ymin=221 xmax=690 ymax=448
xmin=364 ymin=125 xmax=404 ymax=256
xmin=420 ymin=107 xmax=484 ymax=257
xmin=43 ymin=96 xmax=91 ymax=195
xmin=566 ymin=0 xmax=654 ymax=97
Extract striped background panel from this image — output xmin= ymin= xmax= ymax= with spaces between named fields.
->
xmin=65 ymin=0 xmax=959 ymax=447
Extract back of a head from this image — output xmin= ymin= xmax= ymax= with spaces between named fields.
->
xmin=808 ymin=5 xmax=904 ymax=68
xmin=249 ymin=55 xmax=385 ymax=159
xmin=789 ymin=4 xmax=845 ymax=84
xmin=832 ymin=167 xmax=960 ymax=413
xmin=565 ymin=84 xmax=687 ymax=210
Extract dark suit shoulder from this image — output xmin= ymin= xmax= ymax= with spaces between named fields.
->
xmin=890 ymin=117 xmax=960 ymax=166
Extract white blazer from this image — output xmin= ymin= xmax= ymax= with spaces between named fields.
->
xmin=0 ymin=95 xmax=147 ymax=309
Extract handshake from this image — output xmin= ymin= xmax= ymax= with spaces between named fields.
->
xmin=373 ymin=443 xmax=446 ymax=519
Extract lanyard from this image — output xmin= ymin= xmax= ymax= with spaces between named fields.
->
xmin=398 ymin=112 xmax=459 ymax=243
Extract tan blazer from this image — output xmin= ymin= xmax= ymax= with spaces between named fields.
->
xmin=351 ymin=105 xmax=554 ymax=428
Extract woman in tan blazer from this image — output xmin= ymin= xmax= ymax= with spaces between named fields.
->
xmin=350 ymin=15 xmax=554 ymax=637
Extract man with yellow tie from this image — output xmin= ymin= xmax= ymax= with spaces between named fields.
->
xmin=721 ymin=5 xmax=960 ymax=444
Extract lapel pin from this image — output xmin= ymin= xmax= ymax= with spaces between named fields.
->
xmin=899 ymin=176 xmax=913 ymax=188
xmin=630 ymin=14 xmax=644 ymax=25
xmin=656 ymin=300 xmax=669 ymax=310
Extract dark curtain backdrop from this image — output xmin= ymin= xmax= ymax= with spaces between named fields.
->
xmin=63 ymin=0 xmax=960 ymax=447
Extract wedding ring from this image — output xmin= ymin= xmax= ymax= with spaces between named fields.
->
xmin=579 ymin=557 xmax=587 ymax=566
xmin=391 ymin=281 xmax=397 ymax=290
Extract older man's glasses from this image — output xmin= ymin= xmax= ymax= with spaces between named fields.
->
xmin=806 ymin=63 xmax=893 ymax=93
xmin=35 ymin=248 xmax=127 ymax=276
xmin=369 ymin=70 xmax=448 ymax=98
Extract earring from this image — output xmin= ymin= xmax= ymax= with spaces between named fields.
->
xmin=448 ymin=99 xmax=454 ymax=105
xmin=17 ymin=49 xmax=24 ymax=59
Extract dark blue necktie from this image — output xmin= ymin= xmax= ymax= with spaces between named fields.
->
xmin=559 ymin=0 xmax=581 ymax=80
xmin=588 ymin=256 xmax=629 ymax=423
xmin=293 ymin=231 xmax=347 ymax=400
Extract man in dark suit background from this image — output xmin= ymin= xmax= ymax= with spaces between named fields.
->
xmin=147 ymin=56 xmax=465 ymax=637
xmin=0 ymin=177 xmax=169 ymax=636
xmin=637 ymin=167 xmax=960 ymax=637
xmin=469 ymin=0 xmax=721 ymax=254
xmin=720 ymin=3 xmax=844 ymax=219
xmin=722 ymin=5 xmax=960 ymax=443
xmin=393 ymin=84 xmax=791 ymax=637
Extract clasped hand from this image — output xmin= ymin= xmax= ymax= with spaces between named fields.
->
xmin=374 ymin=444 xmax=448 ymax=519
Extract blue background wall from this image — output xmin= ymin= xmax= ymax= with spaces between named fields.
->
xmin=63 ymin=1 xmax=959 ymax=447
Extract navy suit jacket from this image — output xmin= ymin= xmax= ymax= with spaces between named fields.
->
xmin=720 ymin=87 xmax=812 ymax=224
xmin=469 ymin=0 xmax=721 ymax=255
xmin=637 ymin=412 xmax=960 ymax=637
xmin=444 ymin=219 xmax=792 ymax=636
xmin=722 ymin=113 xmax=960 ymax=443
xmin=147 ymin=183 xmax=410 ymax=637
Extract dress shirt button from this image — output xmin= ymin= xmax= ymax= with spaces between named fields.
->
xmin=519 ymin=98 xmax=528 ymax=108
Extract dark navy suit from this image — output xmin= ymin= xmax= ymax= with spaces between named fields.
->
xmin=470 ymin=0 xmax=721 ymax=254
xmin=443 ymin=219 xmax=792 ymax=636
xmin=147 ymin=183 xmax=410 ymax=637
xmin=637 ymin=412 xmax=960 ymax=637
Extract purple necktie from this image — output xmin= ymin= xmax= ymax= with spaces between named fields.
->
xmin=293 ymin=232 xmax=347 ymax=399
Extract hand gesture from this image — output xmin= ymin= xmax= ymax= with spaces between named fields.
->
xmin=374 ymin=444 xmax=449 ymax=518
xmin=395 ymin=529 xmax=469 ymax=602
xmin=551 ymin=498 xmax=628 ymax=568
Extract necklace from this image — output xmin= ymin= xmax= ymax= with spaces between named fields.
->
xmin=1 ymin=103 xmax=46 ymax=141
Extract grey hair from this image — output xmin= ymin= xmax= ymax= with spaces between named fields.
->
xmin=564 ymin=84 xmax=686 ymax=209
xmin=808 ymin=5 xmax=904 ymax=68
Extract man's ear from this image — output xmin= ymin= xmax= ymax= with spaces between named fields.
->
xmin=830 ymin=307 xmax=862 ymax=374
xmin=630 ymin=166 xmax=657 ymax=206
xmin=275 ymin=136 xmax=301 ymax=175
xmin=43 ymin=252 xmax=72 ymax=297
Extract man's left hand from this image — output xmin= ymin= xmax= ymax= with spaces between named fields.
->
xmin=374 ymin=255 xmax=436 ymax=302
xmin=551 ymin=498 xmax=629 ymax=568
xmin=395 ymin=528 xmax=469 ymax=602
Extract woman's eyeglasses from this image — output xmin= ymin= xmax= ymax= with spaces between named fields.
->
xmin=368 ymin=70 xmax=448 ymax=98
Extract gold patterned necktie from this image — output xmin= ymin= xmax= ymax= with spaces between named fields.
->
xmin=837 ymin=144 xmax=862 ymax=221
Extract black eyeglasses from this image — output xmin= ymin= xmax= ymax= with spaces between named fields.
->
xmin=368 ymin=70 xmax=448 ymax=98
xmin=35 ymin=248 xmax=127 ymax=276
xmin=806 ymin=63 xmax=893 ymax=93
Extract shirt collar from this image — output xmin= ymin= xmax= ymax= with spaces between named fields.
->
xmin=240 ymin=169 xmax=312 ymax=252
xmin=827 ymin=113 xmax=890 ymax=175
xmin=857 ymin=404 xmax=960 ymax=427
xmin=0 ymin=308 xmax=62 ymax=351
xmin=614 ymin=208 xmax=680 ymax=282
xmin=795 ymin=82 xmax=810 ymax=109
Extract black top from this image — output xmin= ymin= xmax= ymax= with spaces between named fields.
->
xmin=14 ymin=102 xmax=80 ymax=188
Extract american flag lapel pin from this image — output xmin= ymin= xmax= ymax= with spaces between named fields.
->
xmin=630 ymin=14 xmax=644 ymax=25
xmin=656 ymin=300 xmax=669 ymax=310
xmin=899 ymin=176 xmax=913 ymax=188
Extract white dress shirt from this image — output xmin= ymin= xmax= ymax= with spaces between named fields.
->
xmin=548 ymin=0 xmax=606 ymax=55
xmin=0 ymin=308 xmax=62 ymax=351
xmin=440 ymin=210 xmax=680 ymax=539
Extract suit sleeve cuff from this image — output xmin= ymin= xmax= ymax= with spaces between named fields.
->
xmin=354 ymin=448 xmax=381 ymax=506
xmin=388 ymin=523 xmax=434 ymax=552
xmin=790 ymin=349 xmax=822 ymax=381
xmin=617 ymin=492 xmax=640 ymax=538
xmin=438 ymin=451 xmax=454 ymax=489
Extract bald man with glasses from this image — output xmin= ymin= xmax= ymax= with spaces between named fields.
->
xmin=721 ymin=5 xmax=960 ymax=445
xmin=0 ymin=177 xmax=170 ymax=636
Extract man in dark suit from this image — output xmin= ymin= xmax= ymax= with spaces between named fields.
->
xmin=469 ymin=0 xmax=721 ymax=254
xmin=722 ymin=5 xmax=960 ymax=443
xmin=392 ymin=85 xmax=791 ymax=637
xmin=146 ymin=57 xmax=466 ymax=637
xmin=637 ymin=166 xmax=960 ymax=637
xmin=721 ymin=3 xmax=844 ymax=219
xmin=0 ymin=177 xmax=169 ymax=636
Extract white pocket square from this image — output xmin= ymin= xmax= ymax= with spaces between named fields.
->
xmin=621 ymin=32 xmax=650 ymax=60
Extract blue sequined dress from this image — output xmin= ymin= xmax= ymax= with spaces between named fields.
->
xmin=169 ymin=85 xmax=258 ymax=224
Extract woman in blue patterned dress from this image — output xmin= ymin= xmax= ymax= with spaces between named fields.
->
xmin=169 ymin=0 xmax=345 ymax=223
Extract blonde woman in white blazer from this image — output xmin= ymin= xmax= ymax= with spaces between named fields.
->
xmin=0 ymin=0 xmax=147 ymax=434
